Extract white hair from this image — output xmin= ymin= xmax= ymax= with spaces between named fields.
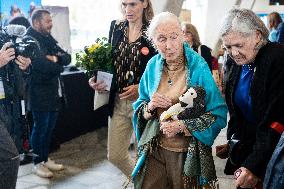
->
xmin=220 ymin=8 xmax=269 ymax=40
xmin=147 ymin=11 xmax=182 ymax=40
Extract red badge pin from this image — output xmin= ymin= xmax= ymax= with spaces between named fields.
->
xmin=141 ymin=47 xmax=149 ymax=56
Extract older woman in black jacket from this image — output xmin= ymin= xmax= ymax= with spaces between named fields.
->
xmin=220 ymin=8 xmax=284 ymax=189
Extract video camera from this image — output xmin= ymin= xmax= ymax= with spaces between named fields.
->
xmin=0 ymin=24 xmax=39 ymax=59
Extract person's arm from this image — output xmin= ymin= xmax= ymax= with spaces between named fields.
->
xmin=31 ymin=53 xmax=64 ymax=76
xmin=201 ymin=45 xmax=213 ymax=71
xmin=133 ymin=65 xmax=151 ymax=140
xmin=183 ymin=63 xmax=228 ymax=146
xmin=108 ymin=20 xmax=116 ymax=44
xmin=30 ymin=42 xmax=68 ymax=76
xmin=241 ymin=53 xmax=284 ymax=177
xmin=0 ymin=42 xmax=15 ymax=68
xmin=277 ymin=23 xmax=284 ymax=44
xmin=52 ymin=45 xmax=71 ymax=66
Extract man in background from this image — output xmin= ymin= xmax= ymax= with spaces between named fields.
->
xmin=26 ymin=9 xmax=71 ymax=178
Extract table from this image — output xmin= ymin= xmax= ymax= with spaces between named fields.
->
xmin=54 ymin=70 xmax=108 ymax=143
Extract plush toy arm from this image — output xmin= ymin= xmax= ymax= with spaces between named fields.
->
xmin=160 ymin=103 xmax=182 ymax=121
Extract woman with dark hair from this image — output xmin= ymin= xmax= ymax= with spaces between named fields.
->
xmin=88 ymin=0 xmax=156 ymax=177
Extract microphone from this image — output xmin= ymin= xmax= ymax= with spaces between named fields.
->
xmin=4 ymin=24 xmax=27 ymax=37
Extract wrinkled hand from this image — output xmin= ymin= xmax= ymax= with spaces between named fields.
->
xmin=15 ymin=56 xmax=31 ymax=70
xmin=148 ymin=92 xmax=172 ymax=112
xmin=119 ymin=84 xmax=138 ymax=100
xmin=160 ymin=120 xmax=181 ymax=137
xmin=235 ymin=167 xmax=259 ymax=188
xmin=88 ymin=76 xmax=107 ymax=92
xmin=0 ymin=42 xmax=15 ymax=67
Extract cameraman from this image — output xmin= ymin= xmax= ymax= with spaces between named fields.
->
xmin=0 ymin=41 xmax=31 ymax=188
xmin=26 ymin=9 xmax=71 ymax=178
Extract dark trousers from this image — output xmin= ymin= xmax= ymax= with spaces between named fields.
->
xmin=30 ymin=111 xmax=58 ymax=164
xmin=263 ymin=132 xmax=284 ymax=189
xmin=0 ymin=99 xmax=24 ymax=154
xmin=0 ymin=124 xmax=20 ymax=189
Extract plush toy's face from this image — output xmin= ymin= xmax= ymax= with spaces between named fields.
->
xmin=179 ymin=87 xmax=197 ymax=108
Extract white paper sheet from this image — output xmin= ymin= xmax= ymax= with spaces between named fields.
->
xmin=93 ymin=90 xmax=110 ymax=111
xmin=96 ymin=71 xmax=113 ymax=91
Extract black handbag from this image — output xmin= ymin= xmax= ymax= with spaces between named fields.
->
xmin=228 ymin=134 xmax=251 ymax=166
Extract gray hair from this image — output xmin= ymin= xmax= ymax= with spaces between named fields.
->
xmin=220 ymin=8 xmax=269 ymax=43
xmin=147 ymin=11 xmax=182 ymax=40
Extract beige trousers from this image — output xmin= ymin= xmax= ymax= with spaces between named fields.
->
xmin=107 ymin=95 xmax=135 ymax=176
xmin=142 ymin=146 xmax=186 ymax=189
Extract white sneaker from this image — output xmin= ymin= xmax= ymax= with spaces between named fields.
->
xmin=33 ymin=163 xmax=53 ymax=178
xmin=44 ymin=159 xmax=64 ymax=171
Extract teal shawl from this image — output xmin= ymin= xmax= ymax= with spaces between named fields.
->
xmin=132 ymin=43 xmax=228 ymax=185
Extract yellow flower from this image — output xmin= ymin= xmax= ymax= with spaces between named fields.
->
xmin=88 ymin=43 xmax=102 ymax=53
xmin=76 ymin=37 xmax=112 ymax=77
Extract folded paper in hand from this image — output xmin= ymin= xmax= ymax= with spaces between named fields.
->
xmin=93 ymin=71 xmax=113 ymax=111
xmin=97 ymin=71 xmax=113 ymax=91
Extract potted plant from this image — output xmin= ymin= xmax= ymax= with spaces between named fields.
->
xmin=75 ymin=37 xmax=113 ymax=77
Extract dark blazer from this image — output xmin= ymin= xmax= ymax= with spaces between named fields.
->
xmin=192 ymin=44 xmax=212 ymax=71
xmin=276 ymin=22 xmax=284 ymax=44
xmin=26 ymin=27 xmax=71 ymax=111
xmin=224 ymin=42 xmax=284 ymax=177
xmin=107 ymin=20 xmax=156 ymax=116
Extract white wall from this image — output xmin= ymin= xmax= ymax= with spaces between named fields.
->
xmin=189 ymin=0 xmax=208 ymax=45
xmin=43 ymin=6 xmax=72 ymax=53
xmin=42 ymin=0 xmax=122 ymax=49
xmin=152 ymin=0 xmax=184 ymax=15
xmin=202 ymin=0 xmax=235 ymax=50
xmin=152 ymin=0 xmax=168 ymax=14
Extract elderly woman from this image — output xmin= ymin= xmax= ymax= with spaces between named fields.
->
xmin=132 ymin=12 xmax=227 ymax=189
xmin=89 ymin=0 xmax=156 ymax=176
xmin=220 ymin=8 xmax=284 ymax=188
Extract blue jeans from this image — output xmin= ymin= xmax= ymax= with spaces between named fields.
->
xmin=30 ymin=111 xmax=58 ymax=164
xmin=263 ymin=132 xmax=284 ymax=189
